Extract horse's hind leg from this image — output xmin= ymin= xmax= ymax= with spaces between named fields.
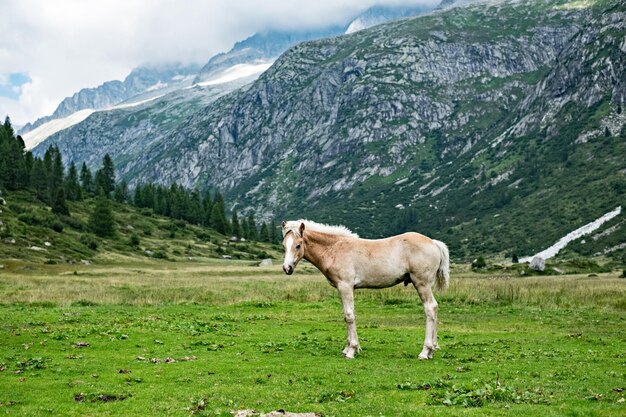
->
xmin=412 ymin=278 xmax=438 ymax=360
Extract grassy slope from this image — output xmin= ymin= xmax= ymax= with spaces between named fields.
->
xmin=0 ymin=190 xmax=280 ymax=266
xmin=0 ymin=262 xmax=624 ymax=416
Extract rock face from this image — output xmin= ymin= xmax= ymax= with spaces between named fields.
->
xmin=33 ymin=0 xmax=626 ymax=260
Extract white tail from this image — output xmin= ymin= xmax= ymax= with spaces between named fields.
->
xmin=433 ymin=240 xmax=450 ymax=292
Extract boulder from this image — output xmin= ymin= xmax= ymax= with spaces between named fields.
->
xmin=529 ymin=256 xmax=545 ymax=272
xmin=259 ymin=259 xmax=273 ymax=267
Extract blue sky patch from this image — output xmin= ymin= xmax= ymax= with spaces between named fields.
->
xmin=0 ymin=72 xmax=31 ymax=100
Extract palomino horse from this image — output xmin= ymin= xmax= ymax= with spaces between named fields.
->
xmin=281 ymin=220 xmax=449 ymax=360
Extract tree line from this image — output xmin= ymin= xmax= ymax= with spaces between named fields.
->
xmin=0 ymin=116 xmax=279 ymax=242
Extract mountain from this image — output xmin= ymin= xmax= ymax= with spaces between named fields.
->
xmin=19 ymin=63 xmax=201 ymax=137
xmin=192 ymin=29 xmax=346 ymax=86
xmin=32 ymin=0 xmax=625 ymax=261
xmin=21 ymin=2 xmax=435 ymax=148
xmin=345 ymin=4 xmax=434 ymax=34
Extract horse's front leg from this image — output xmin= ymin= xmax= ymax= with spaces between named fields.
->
xmin=337 ymin=283 xmax=360 ymax=359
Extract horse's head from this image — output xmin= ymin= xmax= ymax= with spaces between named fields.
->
xmin=281 ymin=221 xmax=305 ymax=275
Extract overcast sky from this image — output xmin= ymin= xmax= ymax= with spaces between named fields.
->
xmin=0 ymin=0 xmax=438 ymax=126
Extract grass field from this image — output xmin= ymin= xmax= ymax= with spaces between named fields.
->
xmin=0 ymin=259 xmax=625 ymax=416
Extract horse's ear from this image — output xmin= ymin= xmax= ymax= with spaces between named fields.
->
xmin=281 ymin=220 xmax=286 ymax=229
xmin=299 ymin=222 xmax=305 ymax=236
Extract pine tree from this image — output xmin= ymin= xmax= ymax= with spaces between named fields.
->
xmin=114 ymin=180 xmax=129 ymax=203
xmin=210 ymin=203 xmax=227 ymax=234
xmin=42 ymin=148 xmax=54 ymax=203
xmin=80 ymin=162 xmax=94 ymax=195
xmin=189 ymin=189 xmax=204 ymax=224
xmin=241 ymin=215 xmax=250 ymax=239
xmin=65 ymin=162 xmax=82 ymax=201
xmin=210 ymin=191 xmax=229 ymax=234
xmin=3 ymin=116 xmax=15 ymax=139
xmin=202 ymin=191 xmax=213 ymax=226
xmin=133 ymin=184 xmax=143 ymax=207
xmin=51 ymin=185 xmax=70 ymax=215
xmin=0 ymin=125 xmax=25 ymax=190
xmin=89 ymin=193 xmax=115 ymax=237
xmin=96 ymin=154 xmax=115 ymax=196
xmin=30 ymin=159 xmax=48 ymax=202
xmin=231 ymin=210 xmax=241 ymax=238
xmin=47 ymin=147 xmax=67 ymax=214
xmin=247 ymin=214 xmax=258 ymax=241
xmin=259 ymin=222 xmax=269 ymax=242
xmin=270 ymin=219 xmax=278 ymax=244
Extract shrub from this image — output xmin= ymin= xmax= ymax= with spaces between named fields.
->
xmin=80 ymin=234 xmax=98 ymax=251
xmin=472 ymin=256 xmax=487 ymax=269
xmin=152 ymin=250 xmax=167 ymax=259
xmin=0 ymin=222 xmax=11 ymax=238
xmin=18 ymin=210 xmax=50 ymax=226
xmin=60 ymin=215 xmax=84 ymax=230
xmin=129 ymin=233 xmax=140 ymax=246
xmin=50 ymin=221 xmax=64 ymax=233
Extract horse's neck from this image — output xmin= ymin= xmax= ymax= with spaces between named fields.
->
xmin=303 ymin=230 xmax=340 ymax=272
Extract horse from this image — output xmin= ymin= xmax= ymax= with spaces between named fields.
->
xmin=281 ymin=219 xmax=449 ymax=360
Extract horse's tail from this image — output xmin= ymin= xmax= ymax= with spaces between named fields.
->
xmin=433 ymin=240 xmax=450 ymax=292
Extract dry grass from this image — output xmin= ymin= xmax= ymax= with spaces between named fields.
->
xmin=1 ymin=259 xmax=625 ymax=310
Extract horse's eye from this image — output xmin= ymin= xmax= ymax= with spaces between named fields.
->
xmin=296 ymin=245 xmax=301 ymax=250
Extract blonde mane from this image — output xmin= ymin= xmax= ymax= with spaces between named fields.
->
xmin=282 ymin=219 xmax=359 ymax=238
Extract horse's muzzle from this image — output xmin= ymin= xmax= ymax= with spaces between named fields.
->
xmin=283 ymin=264 xmax=294 ymax=275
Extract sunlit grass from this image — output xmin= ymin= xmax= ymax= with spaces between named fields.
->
xmin=0 ymin=260 xmax=625 ymax=416
xmin=1 ymin=260 xmax=624 ymax=310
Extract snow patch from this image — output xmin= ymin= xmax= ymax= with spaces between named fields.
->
xmin=21 ymin=94 xmax=165 ymax=149
xmin=146 ymin=81 xmax=167 ymax=92
xmin=111 ymin=95 xmax=163 ymax=110
xmin=196 ymin=62 xmax=273 ymax=87
xmin=520 ymin=206 xmax=622 ymax=262
xmin=22 ymin=109 xmax=95 ymax=150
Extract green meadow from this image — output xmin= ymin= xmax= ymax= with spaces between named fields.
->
xmin=0 ymin=260 xmax=625 ymax=416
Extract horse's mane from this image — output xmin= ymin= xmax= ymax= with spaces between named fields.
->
xmin=282 ymin=219 xmax=359 ymax=238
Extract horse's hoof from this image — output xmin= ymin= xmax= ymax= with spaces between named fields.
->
xmin=418 ymin=354 xmax=430 ymax=360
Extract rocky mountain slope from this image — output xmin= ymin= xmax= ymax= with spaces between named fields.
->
xmin=23 ymin=3 xmax=434 ymax=147
xmin=34 ymin=0 xmax=626 ymax=261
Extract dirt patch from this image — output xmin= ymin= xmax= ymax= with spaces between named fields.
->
xmin=233 ymin=410 xmax=320 ymax=417
xmin=74 ymin=392 xmax=131 ymax=403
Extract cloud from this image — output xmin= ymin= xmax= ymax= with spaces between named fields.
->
xmin=0 ymin=72 xmax=32 ymax=100
xmin=0 ymin=0 xmax=438 ymax=125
